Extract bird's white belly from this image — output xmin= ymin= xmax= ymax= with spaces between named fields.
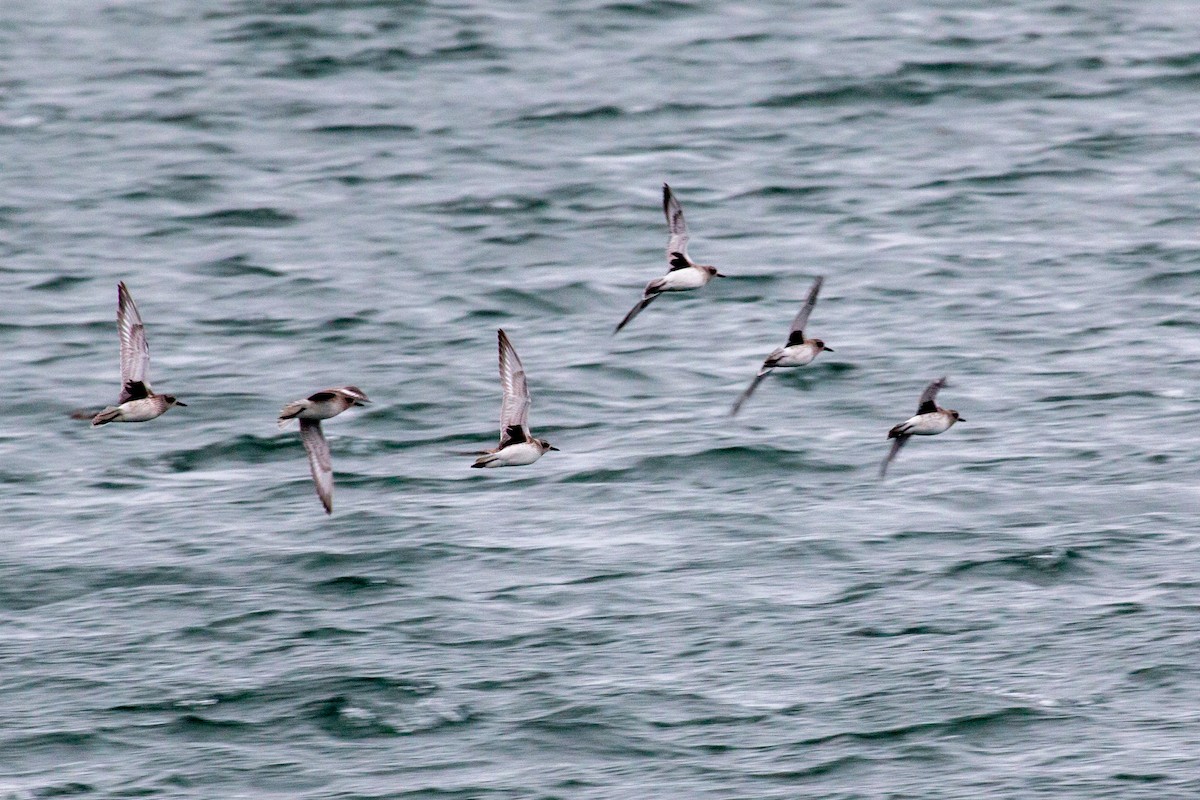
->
xmin=772 ymin=343 xmax=820 ymax=367
xmin=900 ymin=413 xmax=954 ymax=435
xmin=487 ymin=442 xmax=544 ymax=467
xmin=297 ymin=400 xmax=344 ymax=420
xmin=118 ymin=398 xmax=167 ymax=422
xmin=659 ymin=268 xmax=708 ymax=291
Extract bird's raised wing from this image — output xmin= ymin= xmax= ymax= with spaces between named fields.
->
xmin=497 ymin=329 xmax=531 ymax=446
xmin=916 ymin=376 xmax=947 ymax=415
xmin=300 ymin=419 xmax=334 ymax=514
xmin=663 ymin=183 xmax=692 ymax=270
xmin=117 ymin=282 xmax=151 ymax=402
xmin=785 ymin=276 xmax=824 ymax=346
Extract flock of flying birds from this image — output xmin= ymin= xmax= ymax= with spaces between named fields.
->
xmin=80 ymin=183 xmax=963 ymax=514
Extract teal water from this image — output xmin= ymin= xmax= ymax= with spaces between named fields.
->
xmin=3 ymin=1 xmax=1200 ymax=797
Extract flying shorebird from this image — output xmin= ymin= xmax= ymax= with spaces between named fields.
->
xmin=880 ymin=376 xmax=965 ymax=478
xmin=613 ymin=183 xmax=726 ymax=334
xmin=730 ymin=276 xmax=833 ymax=416
xmin=472 ymin=329 xmax=558 ymax=468
xmin=91 ymin=282 xmax=187 ymax=426
xmin=279 ymin=386 xmax=370 ymax=514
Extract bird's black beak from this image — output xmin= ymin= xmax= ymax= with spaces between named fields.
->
xmin=175 ymin=400 xmax=188 ymax=407
xmin=549 ymin=446 xmax=560 ymax=451
xmin=716 ymin=272 xmax=727 ymax=278
xmin=957 ymin=416 xmax=966 ymax=422
xmin=823 ymin=346 xmax=834 ymax=352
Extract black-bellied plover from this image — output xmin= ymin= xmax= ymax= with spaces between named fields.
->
xmin=91 ymin=282 xmax=186 ymax=426
xmin=472 ymin=329 xmax=557 ymax=467
xmin=614 ymin=183 xmax=725 ymax=333
xmin=880 ymin=376 xmax=964 ymax=478
xmin=279 ymin=386 xmax=370 ymax=514
xmin=731 ymin=276 xmax=832 ymax=416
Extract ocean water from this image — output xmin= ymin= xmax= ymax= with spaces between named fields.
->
xmin=2 ymin=1 xmax=1200 ymax=797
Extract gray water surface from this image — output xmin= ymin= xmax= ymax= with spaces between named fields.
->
xmin=2 ymin=2 xmax=1200 ymax=798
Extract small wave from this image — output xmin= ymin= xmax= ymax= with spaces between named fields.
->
xmin=743 ymin=755 xmax=869 ymax=780
xmin=177 ymin=207 xmax=298 ymax=228
xmin=24 ymin=781 xmax=94 ymax=796
xmin=913 ymin=166 xmax=1101 ymax=190
xmin=513 ymin=104 xmax=624 ymax=125
xmin=170 ymin=713 xmax=252 ymax=736
xmin=760 ymin=78 xmax=932 ymax=108
xmin=799 ymin=705 xmax=1053 ymax=747
xmin=1140 ymin=267 xmax=1200 ymax=289
xmin=601 ymin=0 xmax=695 ymax=17
xmin=215 ymin=19 xmax=332 ymax=44
xmin=423 ymin=193 xmax=551 ymax=216
xmin=153 ymin=110 xmax=233 ymax=131
xmin=304 ymin=688 xmax=473 ymax=739
xmin=118 ymin=173 xmax=220 ymax=203
xmin=627 ymin=445 xmax=856 ymax=477
xmin=850 ymin=622 xmax=987 ymax=638
xmin=195 ymin=254 xmax=283 ymax=278
xmin=29 ymin=275 xmax=89 ymax=291
xmin=165 ymin=434 xmax=298 ymax=471
xmin=748 ymin=184 xmax=830 ymax=198
xmin=943 ymin=547 xmax=1084 ymax=585
xmin=761 ymin=56 xmax=1115 ymax=109
xmin=1036 ymin=389 xmax=1157 ymax=404
xmin=267 ymin=43 xmax=503 ymax=79
xmin=282 ymin=543 xmax=465 ymax=574
xmin=1111 ymin=772 xmax=1169 ymax=783
xmin=467 ymin=286 xmax=571 ymax=318
xmin=310 ymin=574 xmax=395 ymax=594
xmin=307 ymin=123 xmax=419 ymax=137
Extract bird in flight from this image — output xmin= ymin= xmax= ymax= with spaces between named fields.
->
xmin=614 ymin=183 xmax=725 ymax=333
xmin=472 ymin=329 xmax=558 ymax=467
xmin=279 ymin=386 xmax=370 ymax=514
xmin=880 ymin=376 xmax=964 ymax=478
xmin=91 ymin=282 xmax=186 ymax=426
xmin=730 ymin=276 xmax=832 ymax=416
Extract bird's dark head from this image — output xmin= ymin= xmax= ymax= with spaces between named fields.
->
xmin=165 ymin=395 xmax=186 ymax=407
xmin=343 ymin=386 xmax=371 ymax=405
xmin=706 ymin=266 xmax=726 ymax=278
xmin=814 ymin=339 xmax=833 ymax=352
xmin=539 ymin=439 xmax=559 ymax=452
xmin=950 ymin=409 xmax=964 ymax=422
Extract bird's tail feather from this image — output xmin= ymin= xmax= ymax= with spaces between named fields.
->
xmin=91 ymin=407 xmax=121 ymax=426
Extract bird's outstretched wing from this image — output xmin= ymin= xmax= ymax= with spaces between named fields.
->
xmin=663 ymin=183 xmax=692 ymax=269
xmin=300 ymin=419 xmax=334 ymax=514
xmin=613 ymin=293 xmax=660 ymax=334
xmin=497 ymin=329 xmax=531 ymax=446
xmin=916 ymin=376 xmax=947 ymax=415
xmin=879 ymin=435 xmax=909 ymax=479
xmin=730 ymin=370 xmax=771 ymax=416
xmin=117 ymin=282 xmax=152 ymax=403
xmin=785 ymin=276 xmax=824 ymax=346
